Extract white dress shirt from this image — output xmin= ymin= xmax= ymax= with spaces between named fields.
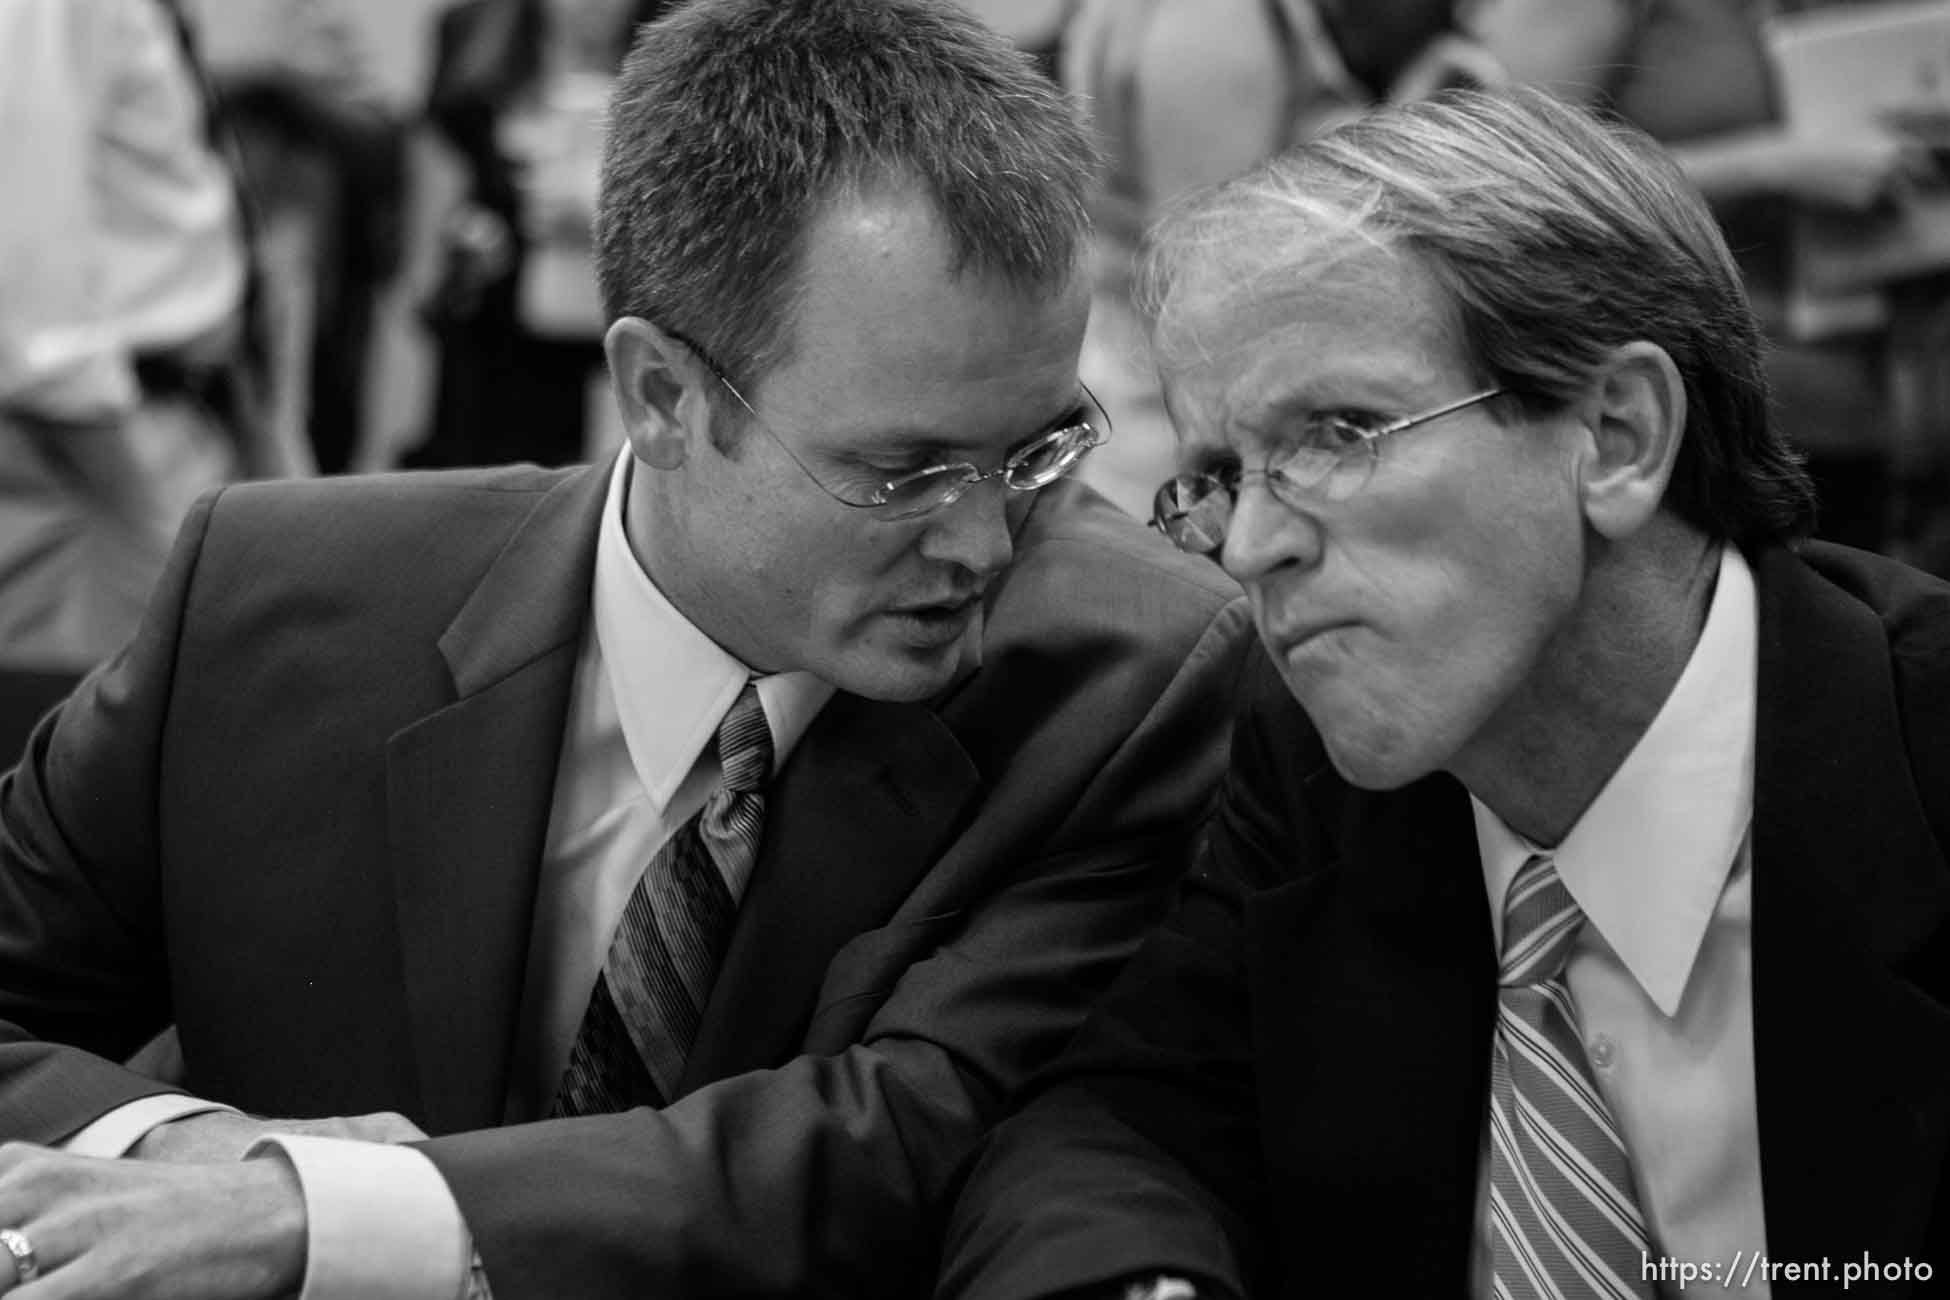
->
xmin=0 ymin=0 xmax=244 ymax=424
xmin=70 ymin=448 xmax=833 ymax=1298
xmin=1468 ymin=545 xmax=1765 ymax=1297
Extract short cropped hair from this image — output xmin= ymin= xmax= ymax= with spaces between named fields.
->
xmin=1140 ymin=87 xmax=1816 ymax=547
xmin=595 ymin=0 xmax=1099 ymax=383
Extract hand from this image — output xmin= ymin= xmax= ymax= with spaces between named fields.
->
xmin=130 ymin=1109 xmax=428 ymax=1164
xmin=0 ymin=1143 xmax=304 ymax=1298
xmin=1770 ymin=127 xmax=1939 ymax=214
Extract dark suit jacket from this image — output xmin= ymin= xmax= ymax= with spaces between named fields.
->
xmin=0 ymin=462 xmax=1251 ymax=1299
xmin=942 ymin=541 xmax=1950 ymax=1300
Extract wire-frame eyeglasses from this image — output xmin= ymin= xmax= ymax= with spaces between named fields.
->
xmin=1150 ymin=386 xmax=1505 ymax=557
xmin=662 ymin=327 xmax=1112 ymax=522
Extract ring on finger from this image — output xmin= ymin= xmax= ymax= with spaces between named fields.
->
xmin=0 ymin=1227 xmax=37 ymax=1284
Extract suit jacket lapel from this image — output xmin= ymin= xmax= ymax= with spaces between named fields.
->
xmin=388 ymin=467 xmax=608 ymax=1135
xmin=681 ymin=691 xmax=980 ymax=1091
xmin=1253 ymin=768 xmax=1497 ymax=1278
xmin=1748 ymin=547 xmax=1950 ymax=1268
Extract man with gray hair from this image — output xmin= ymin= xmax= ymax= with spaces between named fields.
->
xmin=0 ymin=1 xmax=1248 ymax=1296
xmin=941 ymin=88 xmax=1950 ymax=1299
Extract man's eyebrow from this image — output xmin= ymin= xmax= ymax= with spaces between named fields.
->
xmin=1237 ymin=367 xmax=1428 ymax=424
xmin=849 ymin=392 xmax=1092 ymax=462
xmin=1024 ymin=396 xmax=1091 ymax=438
xmin=1235 ymin=388 xmax=1335 ymax=429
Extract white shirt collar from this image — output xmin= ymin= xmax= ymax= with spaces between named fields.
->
xmin=592 ymin=448 xmax=834 ymax=812
xmin=1473 ymin=545 xmax=1757 ymax=1017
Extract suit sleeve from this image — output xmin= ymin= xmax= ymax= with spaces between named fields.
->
xmin=415 ymin=593 xmax=1257 ymax=1300
xmin=0 ymin=492 xmax=222 ymax=1138
xmin=936 ymin=651 xmax=1319 ymax=1300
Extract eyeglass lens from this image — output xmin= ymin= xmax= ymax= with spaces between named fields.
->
xmin=1151 ymin=475 xmax=1234 ymax=556
xmin=874 ymin=421 xmax=1104 ymax=517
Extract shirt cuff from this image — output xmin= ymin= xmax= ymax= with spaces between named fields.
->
xmin=248 ymin=1134 xmax=473 ymax=1300
xmin=60 ymin=1094 xmax=233 ymax=1158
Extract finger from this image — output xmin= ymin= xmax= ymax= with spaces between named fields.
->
xmin=0 ymin=1151 xmax=93 ymax=1295
xmin=0 ymin=1220 xmax=53 ymax=1298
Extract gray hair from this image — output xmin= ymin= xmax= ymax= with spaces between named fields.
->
xmin=1139 ymin=87 xmax=1816 ymax=547
xmin=594 ymin=0 xmax=1100 ymax=384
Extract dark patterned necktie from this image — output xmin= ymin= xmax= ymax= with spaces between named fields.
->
xmin=1488 ymin=854 xmax=1655 ymax=1299
xmin=551 ymin=682 xmax=771 ymax=1116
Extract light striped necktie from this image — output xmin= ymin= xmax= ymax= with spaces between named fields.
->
xmin=1488 ymin=854 xmax=1654 ymax=1300
xmin=551 ymin=682 xmax=771 ymax=1117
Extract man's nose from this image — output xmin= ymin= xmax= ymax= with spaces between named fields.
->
xmin=920 ymin=476 xmax=1016 ymax=579
xmin=1221 ymin=480 xmax=1323 ymax=587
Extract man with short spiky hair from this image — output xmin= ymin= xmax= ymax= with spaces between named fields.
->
xmin=943 ymin=88 xmax=1950 ymax=1300
xmin=0 ymin=2 xmax=1250 ymax=1296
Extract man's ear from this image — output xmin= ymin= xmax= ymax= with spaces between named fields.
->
xmin=605 ymin=316 xmax=706 ymax=470
xmin=1575 ymin=341 xmax=1687 ymax=542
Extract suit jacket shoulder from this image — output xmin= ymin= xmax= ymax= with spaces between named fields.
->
xmin=193 ymin=464 xmax=579 ymax=617
xmin=940 ymin=479 xmax=1246 ymax=811
xmin=181 ymin=463 xmax=601 ymax=693
xmin=1744 ymin=541 xmax=1950 ymax=1279
xmin=1786 ymin=540 xmax=1950 ymax=843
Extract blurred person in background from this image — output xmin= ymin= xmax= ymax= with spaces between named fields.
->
xmin=0 ymin=0 xmax=269 ymax=671
xmin=414 ymin=0 xmax=677 ymax=469
xmin=1060 ymin=0 xmax=1500 ymax=517
xmin=1466 ymin=0 xmax=1943 ymax=556
xmin=210 ymin=0 xmax=411 ymax=478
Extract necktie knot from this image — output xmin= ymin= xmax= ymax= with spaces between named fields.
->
xmin=1499 ymin=853 xmax=1583 ymax=987
xmin=715 ymin=682 xmax=772 ymax=795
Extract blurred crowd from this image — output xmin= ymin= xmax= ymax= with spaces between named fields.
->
xmin=5 ymin=0 xmax=1950 ymax=677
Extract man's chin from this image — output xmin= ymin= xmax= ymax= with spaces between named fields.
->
xmin=1313 ymin=720 xmax=1438 ymax=793
xmin=1324 ymin=751 xmax=1425 ymax=792
xmin=842 ymin=635 xmax=981 ymax=703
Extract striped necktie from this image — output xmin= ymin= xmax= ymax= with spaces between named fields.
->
xmin=1488 ymin=854 xmax=1654 ymax=1299
xmin=551 ymin=682 xmax=771 ymax=1116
